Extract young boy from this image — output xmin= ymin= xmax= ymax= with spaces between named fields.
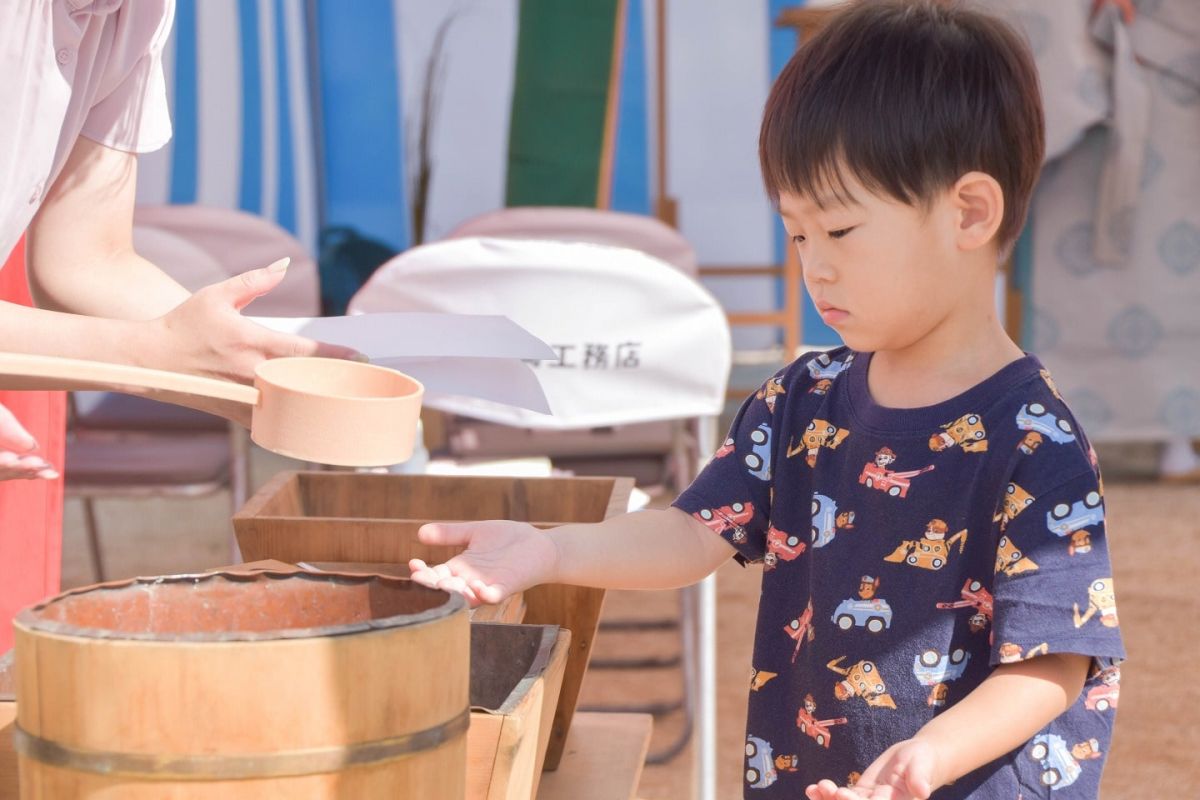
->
xmin=409 ymin=2 xmax=1125 ymax=797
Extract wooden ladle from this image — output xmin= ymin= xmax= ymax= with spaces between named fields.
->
xmin=0 ymin=353 xmax=423 ymax=467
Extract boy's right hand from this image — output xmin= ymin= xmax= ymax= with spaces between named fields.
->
xmin=408 ymin=520 xmax=559 ymax=607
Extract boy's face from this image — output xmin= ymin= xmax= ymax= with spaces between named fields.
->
xmin=778 ymin=176 xmax=964 ymax=354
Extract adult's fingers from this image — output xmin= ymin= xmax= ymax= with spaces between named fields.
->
xmin=210 ymin=258 xmax=291 ymax=312
xmin=0 ymin=404 xmax=37 ymax=453
xmin=419 ymin=523 xmax=478 ymax=547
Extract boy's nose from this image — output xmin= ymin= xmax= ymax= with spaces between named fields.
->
xmin=802 ymin=252 xmax=836 ymax=283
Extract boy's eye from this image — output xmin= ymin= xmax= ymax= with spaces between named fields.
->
xmin=791 ymin=234 xmax=806 ymax=245
xmin=828 ymin=227 xmax=855 ymax=239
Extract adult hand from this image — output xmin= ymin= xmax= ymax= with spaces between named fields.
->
xmin=408 ymin=520 xmax=559 ymax=607
xmin=0 ymin=403 xmax=57 ymax=481
xmin=147 ymin=258 xmax=365 ymax=385
xmin=805 ymin=737 xmax=942 ymax=800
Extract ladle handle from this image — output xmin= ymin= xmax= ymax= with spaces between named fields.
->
xmin=0 ymin=353 xmax=260 ymax=423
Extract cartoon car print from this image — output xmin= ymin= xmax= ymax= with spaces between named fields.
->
xmin=1046 ymin=490 xmax=1103 ymax=537
xmin=744 ymin=423 xmax=773 ymax=482
xmin=756 ymin=377 xmax=786 ymax=413
xmin=796 ymin=707 xmax=848 ymax=749
xmin=807 ymin=351 xmax=853 ymax=381
xmin=811 ymin=494 xmax=855 ymax=548
xmin=998 ymin=641 xmax=1048 ymax=664
xmin=828 ymin=656 xmax=897 ymax=709
xmin=929 ymin=413 xmax=988 ymax=453
xmin=693 ymin=502 xmax=754 ymax=543
xmin=1016 ymin=403 xmax=1077 ymax=445
xmin=995 ymin=534 xmax=1039 ymax=576
xmin=1028 ymin=734 xmax=1101 ymax=790
xmin=787 ymin=419 xmax=850 ymax=467
xmin=913 ymin=647 xmax=970 ymax=685
xmin=858 ymin=461 xmax=935 ymax=498
xmin=1085 ymin=682 xmax=1119 ymax=712
xmin=832 ymin=597 xmax=893 ymax=633
xmin=884 ymin=519 xmax=968 ymax=571
xmin=936 ymin=579 xmax=994 ymax=633
xmin=750 ymin=669 xmax=777 ymax=692
xmin=714 ymin=437 xmax=735 ymax=459
xmin=994 ymin=483 xmax=1035 ymax=531
xmin=809 ymin=378 xmax=833 ymax=395
xmin=745 ymin=735 xmax=778 ymax=789
xmin=765 ymin=526 xmax=806 ymax=570
xmin=1074 ymin=577 xmax=1118 ymax=629
xmin=785 ymin=602 xmax=816 ymax=663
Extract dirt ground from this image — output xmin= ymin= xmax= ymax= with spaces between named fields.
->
xmin=61 ymin=477 xmax=1200 ymax=799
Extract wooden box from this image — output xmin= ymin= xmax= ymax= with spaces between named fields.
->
xmin=469 ymin=624 xmax=570 ymax=800
xmin=1 ymin=654 xmax=14 ymax=800
xmin=233 ymin=472 xmax=633 ymax=768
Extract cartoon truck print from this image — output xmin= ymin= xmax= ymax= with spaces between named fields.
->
xmin=1073 ymin=577 xmax=1118 ymax=629
xmin=745 ymin=735 xmax=778 ymax=789
xmin=831 ymin=597 xmax=893 ymax=634
xmin=744 ymin=423 xmax=773 ymax=481
xmin=1016 ymin=403 xmax=1077 ymax=445
xmin=1028 ymin=734 xmax=1101 ymax=790
xmin=693 ymin=502 xmax=754 ymax=544
xmin=756 ymin=377 xmax=786 ymax=413
xmin=787 ymin=419 xmax=850 ymax=467
xmin=714 ymin=437 xmax=735 ymax=459
xmin=796 ymin=707 xmax=848 ymax=749
xmin=884 ymin=519 xmax=968 ymax=571
xmin=995 ymin=534 xmax=1039 ymax=576
xmin=912 ymin=648 xmax=970 ymax=706
xmin=785 ymin=601 xmax=816 ymax=663
xmin=765 ymin=526 xmax=806 ymax=570
xmin=828 ymin=656 xmax=897 ymax=709
xmin=929 ymin=413 xmax=988 ymax=453
xmin=811 ymin=493 xmax=855 ymax=547
xmin=807 ymin=351 xmax=853 ymax=381
xmin=936 ymin=578 xmax=994 ymax=635
xmin=994 ymin=483 xmax=1035 ymax=531
xmin=1085 ymin=682 xmax=1119 ymax=712
xmin=1046 ymin=491 xmax=1103 ymax=537
xmin=858 ymin=461 xmax=935 ymax=498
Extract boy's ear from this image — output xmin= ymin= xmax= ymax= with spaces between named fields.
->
xmin=950 ymin=171 xmax=1004 ymax=252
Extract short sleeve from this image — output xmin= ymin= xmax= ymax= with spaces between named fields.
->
xmin=990 ymin=469 xmax=1125 ymax=668
xmin=80 ymin=0 xmax=175 ymax=154
xmin=671 ymin=375 xmax=781 ymax=564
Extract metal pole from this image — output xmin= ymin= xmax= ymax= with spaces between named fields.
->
xmin=696 ymin=414 xmax=719 ymax=800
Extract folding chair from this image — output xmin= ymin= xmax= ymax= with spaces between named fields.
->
xmin=348 ymin=236 xmax=730 ymax=772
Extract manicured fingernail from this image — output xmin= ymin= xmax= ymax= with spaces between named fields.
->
xmin=351 ymin=352 xmax=371 ymax=363
xmin=39 ymin=470 xmax=59 ymax=480
xmin=267 ymin=257 xmax=290 ymax=273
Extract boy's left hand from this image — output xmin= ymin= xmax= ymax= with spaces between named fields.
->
xmin=805 ymin=737 xmax=942 ymax=800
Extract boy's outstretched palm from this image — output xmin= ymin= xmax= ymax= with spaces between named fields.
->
xmin=806 ymin=738 xmax=941 ymax=800
xmin=408 ymin=521 xmax=558 ymax=607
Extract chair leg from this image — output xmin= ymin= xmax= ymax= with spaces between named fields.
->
xmin=228 ymin=424 xmax=251 ymax=564
xmin=82 ymin=497 xmax=106 ymax=583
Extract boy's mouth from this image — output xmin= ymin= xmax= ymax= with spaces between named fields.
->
xmin=815 ymin=300 xmax=848 ymax=324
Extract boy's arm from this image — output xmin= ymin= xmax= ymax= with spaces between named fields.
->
xmin=411 ymin=508 xmax=736 ymax=604
xmin=810 ymin=653 xmax=1090 ymax=800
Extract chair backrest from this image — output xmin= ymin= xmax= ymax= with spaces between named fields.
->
xmin=133 ymin=204 xmax=321 ymax=317
xmin=348 ymin=237 xmax=730 ymax=429
xmin=444 ymin=207 xmax=699 ymax=277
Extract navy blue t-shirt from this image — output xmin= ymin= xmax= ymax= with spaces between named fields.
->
xmin=673 ymin=348 xmax=1125 ymax=799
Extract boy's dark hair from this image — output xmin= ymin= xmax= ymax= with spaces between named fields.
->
xmin=759 ymin=0 xmax=1045 ymax=251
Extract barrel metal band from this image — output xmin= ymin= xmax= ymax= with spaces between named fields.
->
xmin=13 ymin=710 xmax=469 ymax=780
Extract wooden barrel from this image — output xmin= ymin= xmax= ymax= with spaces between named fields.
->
xmin=11 ymin=570 xmax=468 ymax=799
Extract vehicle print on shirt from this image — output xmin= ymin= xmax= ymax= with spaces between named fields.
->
xmin=998 ymin=642 xmax=1049 ymax=664
xmin=693 ymin=502 xmax=755 ymax=544
xmin=828 ymin=656 xmax=897 ymax=709
xmin=935 ymin=578 xmax=994 ymax=638
xmin=1019 ymin=431 xmax=1044 ymax=455
xmin=1089 ymin=444 xmax=1106 ymax=495
xmin=1028 ymin=734 xmax=1102 ymax=791
xmin=744 ymin=423 xmax=773 ymax=482
xmin=994 ymin=534 xmax=1039 ymax=576
xmin=785 ymin=601 xmax=816 ymax=663
xmin=744 ymin=735 xmax=778 ymax=789
xmin=787 ymin=419 xmax=850 ymax=468
xmin=928 ymin=413 xmax=989 ymax=453
xmin=832 ymin=576 xmax=893 ymax=633
xmin=749 ymin=668 xmax=777 ymax=692
xmin=994 ymin=483 xmax=1035 ymax=532
xmin=807 ymin=351 xmax=854 ymax=381
xmin=884 ymin=519 xmax=968 ymax=571
xmin=858 ymin=447 xmax=935 ymax=498
xmin=810 ymin=378 xmax=833 ymax=395
xmin=714 ymin=437 xmax=735 ymax=459
xmin=1016 ymin=403 xmax=1077 ymax=445
xmin=811 ymin=494 xmax=856 ymax=547
xmin=774 ymin=753 xmax=800 ymax=773
xmin=756 ymin=376 xmax=786 ymax=413
xmin=796 ymin=693 xmax=848 ymax=749
xmin=1041 ymin=368 xmax=1064 ymax=401
xmin=1084 ymin=662 xmax=1121 ymax=712
xmin=765 ymin=526 xmax=806 ymax=570
xmin=1074 ymin=577 xmax=1119 ymax=629
xmin=1046 ymin=490 xmax=1103 ymax=537
xmin=912 ymin=647 xmax=970 ymax=706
